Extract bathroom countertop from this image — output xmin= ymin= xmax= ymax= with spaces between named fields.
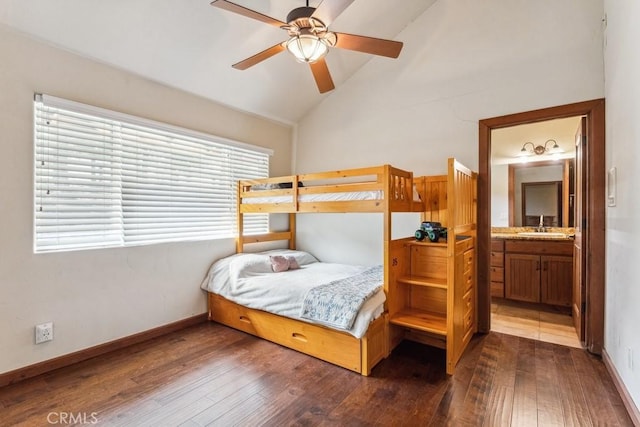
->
xmin=491 ymin=227 xmax=575 ymax=240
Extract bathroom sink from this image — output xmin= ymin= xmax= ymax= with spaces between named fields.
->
xmin=517 ymin=232 xmax=567 ymax=237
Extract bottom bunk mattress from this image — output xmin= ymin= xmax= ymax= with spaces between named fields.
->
xmin=200 ymin=249 xmax=385 ymax=339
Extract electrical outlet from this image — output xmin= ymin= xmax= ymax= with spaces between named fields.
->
xmin=35 ymin=322 xmax=53 ymax=344
xmin=628 ymin=348 xmax=634 ymax=371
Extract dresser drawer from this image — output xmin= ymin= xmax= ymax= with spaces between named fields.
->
xmin=490 ymin=251 xmax=504 ymax=268
xmin=463 ymin=289 xmax=474 ymax=333
xmin=463 ymin=269 xmax=474 ymax=292
xmin=490 ymin=266 xmax=504 ymax=283
xmin=463 ymin=248 xmax=474 ymax=274
xmin=505 ymin=239 xmax=573 ymax=256
xmin=491 ymin=239 xmax=505 ymax=251
xmin=491 ymin=282 xmax=505 ymax=298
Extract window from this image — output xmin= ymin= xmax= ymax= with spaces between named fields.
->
xmin=34 ymin=94 xmax=271 ymax=253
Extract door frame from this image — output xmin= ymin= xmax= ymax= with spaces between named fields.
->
xmin=477 ymin=99 xmax=605 ymax=354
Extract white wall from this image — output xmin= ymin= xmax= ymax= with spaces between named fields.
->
xmin=0 ymin=26 xmax=292 ymax=374
xmin=296 ymin=212 xmax=420 ymax=264
xmin=491 ymin=164 xmax=509 ymax=226
xmin=603 ymin=0 xmax=640 ymax=409
xmin=296 ymin=0 xmax=604 ymax=175
xmin=295 ymin=0 xmax=604 ymax=265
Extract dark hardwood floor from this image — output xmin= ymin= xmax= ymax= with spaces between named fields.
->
xmin=0 ymin=322 xmax=633 ymax=426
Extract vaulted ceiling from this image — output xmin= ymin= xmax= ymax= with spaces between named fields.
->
xmin=0 ymin=0 xmax=436 ymax=124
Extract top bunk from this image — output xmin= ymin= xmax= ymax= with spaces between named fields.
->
xmin=238 ymin=164 xmax=426 ymax=214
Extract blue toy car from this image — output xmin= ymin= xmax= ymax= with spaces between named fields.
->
xmin=415 ymin=221 xmax=447 ymax=242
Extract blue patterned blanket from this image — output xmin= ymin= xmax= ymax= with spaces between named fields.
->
xmin=300 ymin=265 xmax=383 ymax=330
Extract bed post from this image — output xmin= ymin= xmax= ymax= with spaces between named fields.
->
xmin=382 ymin=164 xmax=392 ymax=302
xmin=236 ymin=180 xmax=244 ymax=253
xmin=289 ymin=213 xmax=296 ymax=250
xmin=383 ymin=165 xmax=397 ymax=361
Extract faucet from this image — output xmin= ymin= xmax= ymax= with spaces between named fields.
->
xmin=537 ymin=214 xmax=546 ymax=232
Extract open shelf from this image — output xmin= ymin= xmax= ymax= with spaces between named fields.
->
xmin=389 ymin=308 xmax=447 ymax=336
xmin=410 ymin=239 xmax=447 ymax=247
xmin=397 ymin=275 xmax=447 ymax=289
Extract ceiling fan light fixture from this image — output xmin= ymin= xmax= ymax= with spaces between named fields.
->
xmin=211 ymin=0 xmax=403 ymax=93
xmin=286 ymin=33 xmax=329 ymax=63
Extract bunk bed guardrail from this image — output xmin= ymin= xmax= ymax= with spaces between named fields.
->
xmin=238 ymin=164 xmax=424 ymax=214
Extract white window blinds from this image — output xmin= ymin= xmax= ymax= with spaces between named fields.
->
xmin=34 ymin=94 xmax=270 ymax=253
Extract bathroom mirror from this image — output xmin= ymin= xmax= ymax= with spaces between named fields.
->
xmin=521 ymin=181 xmax=563 ymax=226
xmin=508 ymin=161 xmax=574 ymax=227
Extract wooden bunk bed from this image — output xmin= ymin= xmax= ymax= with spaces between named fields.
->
xmin=206 ymin=165 xmax=422 ymax=376
xmin=204 ymin=160 xmax=477 ymax=376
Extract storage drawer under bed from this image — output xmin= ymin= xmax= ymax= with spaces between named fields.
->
xmin=208 ymin=293 xmax=364 ymax=373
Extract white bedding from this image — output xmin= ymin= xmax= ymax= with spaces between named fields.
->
xmin=242 ymin=190 xmax=384 ymax=205
xmin=200 ymin=249 xmax=385 ymax=338
xmin=244 ymin=188 xmax=422 ymax=205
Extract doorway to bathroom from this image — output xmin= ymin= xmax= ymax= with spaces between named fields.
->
xmin=477 ymin=99 xmax=606 ymax=354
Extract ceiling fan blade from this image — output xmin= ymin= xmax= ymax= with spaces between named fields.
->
xmin=311 ymin=0 xmax=355 ymax=27
xmin=210 ymin=0 xmax=285 ymax=28
xmin=309 ymin=59 xmax=335 ymax=93
xmin=232 ymin=43 xmax=286 ymax=70
xmin=334 ymin=32 xmax=403 ymax=58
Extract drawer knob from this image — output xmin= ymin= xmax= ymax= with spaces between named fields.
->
xmin=239 ymin=316 xmax=251 ymax=324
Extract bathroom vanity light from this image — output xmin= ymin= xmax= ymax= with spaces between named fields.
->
xmin=518 ymin=139 xmax=563 ymax=157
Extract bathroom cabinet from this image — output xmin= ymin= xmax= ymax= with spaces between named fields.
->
xmin=504 ymin=239 xmax=573 ymax=307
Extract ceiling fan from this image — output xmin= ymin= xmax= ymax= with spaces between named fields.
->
xmin=211 ymin=0 xmax=404 ymax=93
